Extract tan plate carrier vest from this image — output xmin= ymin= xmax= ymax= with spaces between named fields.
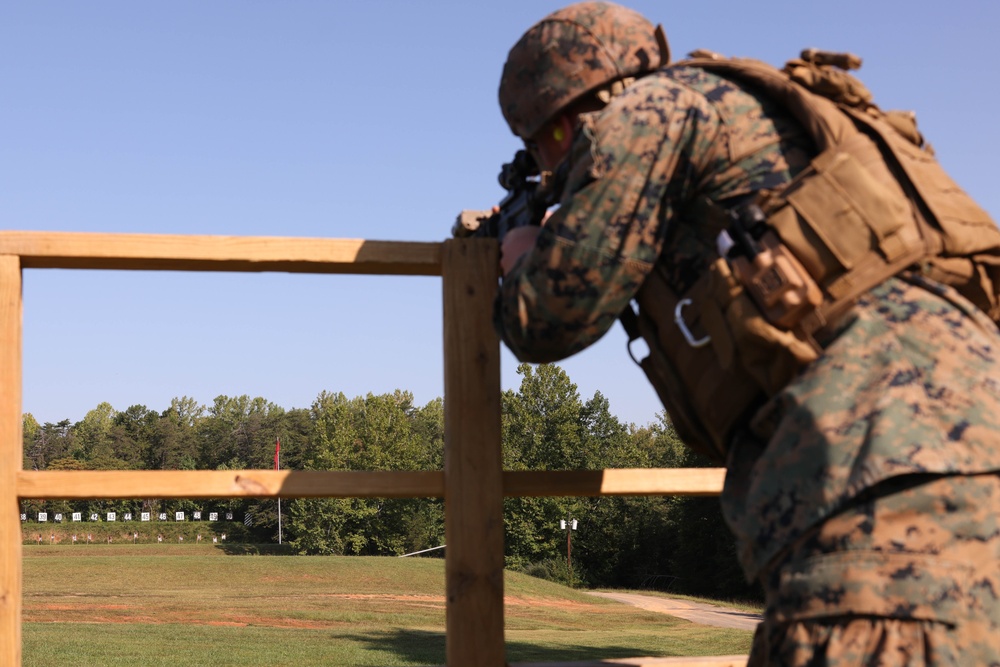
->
xmin=629 ymin=53 xmax=1000 ymax=464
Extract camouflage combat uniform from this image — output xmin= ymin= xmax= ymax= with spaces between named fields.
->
xmin=495 ymin=64 xmax=1000 ymax=664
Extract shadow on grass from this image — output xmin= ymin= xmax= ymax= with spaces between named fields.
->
xmin=340 ymin=628 xmax=664 ymax=665
xmin=212 ymin=543 xmax=297 ymax=556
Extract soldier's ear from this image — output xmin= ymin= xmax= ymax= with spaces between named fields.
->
xmin=554 ymin=114 xmax=575 ymax=151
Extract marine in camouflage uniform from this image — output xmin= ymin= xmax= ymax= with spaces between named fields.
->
xmin=493 ymin=2 xmax=1000 ymax=665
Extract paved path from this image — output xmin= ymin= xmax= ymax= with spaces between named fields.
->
xmin=587 ymin=592 xmax=762 ymax=631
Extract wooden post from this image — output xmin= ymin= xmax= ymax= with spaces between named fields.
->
xmin=442 ymin=238 xmax=504 ymax=666
xmin=0 ymin=256 xmax=22 ymax=664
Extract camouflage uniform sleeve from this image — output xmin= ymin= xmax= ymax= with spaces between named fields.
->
xmin=495 ymin=77 xmax=723 ymax=363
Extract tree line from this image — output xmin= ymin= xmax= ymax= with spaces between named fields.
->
xmin=21 ymin=363 xmax=760 ymax=600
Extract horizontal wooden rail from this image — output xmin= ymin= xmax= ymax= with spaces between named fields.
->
xmin=17 ymin=470 xmax=444 ymax=499
xmin=17 ymin=468 xmax=726 ymax=500
xmin=505 ymin=469 xmax=725 ymax=497
xmin=0 ymin=231 xmax=443 ymax=276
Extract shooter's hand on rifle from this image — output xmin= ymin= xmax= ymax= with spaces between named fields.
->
xmin=451 ymin=149 xmax=556 ymax=242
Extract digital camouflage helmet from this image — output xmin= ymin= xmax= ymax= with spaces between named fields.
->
xmin=499 ymin=1 xmax=670 ymax=139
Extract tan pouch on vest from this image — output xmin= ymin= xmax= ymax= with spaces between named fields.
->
xmin=633 ymin=257 xmax=821 ymax=463
xmin=842 ymin=106 xmax=1000 ymax=322
xmin=761 ymin=131 xmax=928 ymax=320
xmin=633 ymin=262 xmax=756 ymax=463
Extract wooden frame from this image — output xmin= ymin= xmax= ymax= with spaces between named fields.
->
xmin=0 ymin=232 xmax=745 ymax=666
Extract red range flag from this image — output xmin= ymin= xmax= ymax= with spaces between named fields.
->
xmin=274 ymin=437 xmax=281 ymax=471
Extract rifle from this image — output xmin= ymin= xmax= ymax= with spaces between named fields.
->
xmin=452 ymin=149 xmax=561 ymax=241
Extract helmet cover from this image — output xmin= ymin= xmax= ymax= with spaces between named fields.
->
xmin=499 ymin=1 xmax=666 ymax=139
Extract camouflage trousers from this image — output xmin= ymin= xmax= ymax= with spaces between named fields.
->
xmin=748 ymin=473 xmax=1000 ymax=666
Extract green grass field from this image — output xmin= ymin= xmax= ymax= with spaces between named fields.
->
xmin=22 ymin=544 xmax=752 ymax=666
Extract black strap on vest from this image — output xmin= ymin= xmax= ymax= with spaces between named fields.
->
xmin=619 ymin=305 xmax=644 ymax=365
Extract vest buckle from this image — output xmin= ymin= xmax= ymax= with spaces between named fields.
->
xmin=674 ymin=298 xmax=711 ymax=348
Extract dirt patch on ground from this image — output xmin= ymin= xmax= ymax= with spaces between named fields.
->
xmin=24 ymin=593 xmax=614 ymax=628
xmin=588 ymin=592 xmax=761 ymax=631
xmin=25 ymin=604 xmax=353 ymax=630
xmin=36 ymin=604 xmax=130 ymax=611
xmin=504 ymin=596 xmax=598 ymax=612
xmin=317 ymin=594 xmax=602 ymax=613
xmin=323 ymin=593 xmax=442 ymax=602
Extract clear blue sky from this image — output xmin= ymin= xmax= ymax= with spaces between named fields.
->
xmin=4 ymin=1 xmax=998 ymax=427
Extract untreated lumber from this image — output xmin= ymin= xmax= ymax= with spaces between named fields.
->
xmin=442 ymin=238 xmax=506 ymax=666
xmin=0 ymin=231 xmax=442 ymax=276
xmin=504 ymin=468 xmax=726 ymax=497
xmin=17 ymin=468 xmax=727 ymax=500
xmin=0 ymin=256 xmax=22 ymax=665
xmin=17 ymin=470 xmax=445 ymax=499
